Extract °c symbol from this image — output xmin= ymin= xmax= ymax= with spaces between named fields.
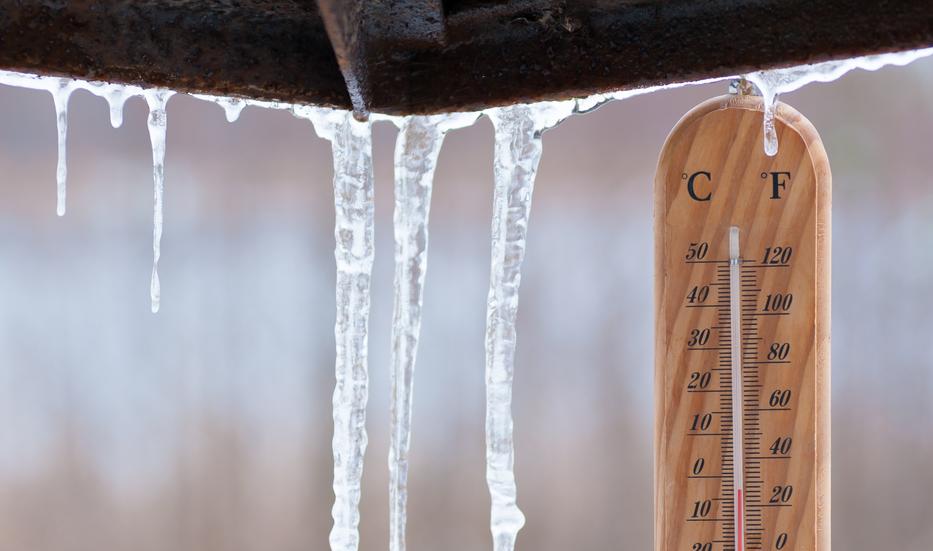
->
xmin=685 ymin=171 xmax=712 ymax=202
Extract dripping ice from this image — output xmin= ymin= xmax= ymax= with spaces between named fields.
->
xmin=747 ymin=48 xmax=933 ymax=156
xmin=50 ymin=80 xmax=73 ymax=216
xmin=192 ymin=93 xmax=246 ymax=123
xmin=299 ymin=107 xmax=375 ymax=551
xmin=327 ymin=112 xmax=374 ymax=551
xmin=145 ymin=90 xmax=174 ymax=314
xmin=388 ymin=112 xmax=479 ymax=551
xmin=482 ymin=101 xmax=572 ymax=551
xmin=389 ymin=116 xmax=441 ymax=551
xmin=103 ymin=85 xmax=138 ymax=129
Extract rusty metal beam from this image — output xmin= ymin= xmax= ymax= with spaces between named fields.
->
xmin=367 ymin=0 xmax=933 ymax=114
xmin=0 ymin=0 xmax=351 ymax=109
xmin=0 ymin=1 xmax=930 ymax=115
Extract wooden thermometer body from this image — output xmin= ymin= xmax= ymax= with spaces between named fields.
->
xmin=654 ymin=96 xmax=830 ymax=551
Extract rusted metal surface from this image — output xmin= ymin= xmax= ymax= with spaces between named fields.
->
xmin=0 ymin=1 xmax=930 ymax=115
xmin=369 ymin=0 xmax=933 ymax=114
xmin=0 ymin=0 xmax=350 ymax=109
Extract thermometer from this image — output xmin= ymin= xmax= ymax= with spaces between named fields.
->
xmin=654 ymin=95 xmax=830 ymax=551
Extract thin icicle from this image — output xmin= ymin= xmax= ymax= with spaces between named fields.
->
xmin=308 ymin=109 xmax=375 ymax=551
xmin=747 ymin=47 xmax=933 ymax=156
xmin=104 ymin=87 xmax=134 ymax=128
xmin=219 ymin=98 xmax=246 ymax=122
xmin=144 ymin=90 xmax=174 ymax=314
xmin=50 ymin=80 xmax=74 ymax=216
xmin=83 ymin=80 xmax=142 ymax=129
xmin=388 ymin=113 xmax=479 ymax=551
xmin=761 ymin=90 xmax=780 ymax=157
xmin=482 ymin=103 xmax=568 ymax=551
xmin=389 ymin=116 xmax=443 ymax=551
xmin=192 ymin=94 xmax=247 ymax=123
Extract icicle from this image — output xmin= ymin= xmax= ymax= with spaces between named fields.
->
xmin=388 ymin=116 xmax=443 ymax=551
xmin=144 ymin=89 xmax=174 ymax=314
xmin=744 ymin=74 xmax=784 ymax=156
xmin=761 ymin=88 xmax=779 ymax=157
xmin=192 ymin=94 xmax=247 ymax=123
xmin=50 ymin=80 xmax=74 ymax=216
xmin=308 ymin=109 xmax=375 ymax=551
xmin=481 ymin=103 xmax=567 ymax=551
xmin=388 ymin=113 xmax=478 ymax=551
xmin=218 ymin=98 xmax=246 ymax=122
xmin=292 ymin=112 xmax=378 ymax=551
xmin=747 ymin=47 xmax=933 ymax=156
xmin=74 ymin=80 xmax=142 ymax=129
xmin=105 ymin=86 xmax=133 ymax=128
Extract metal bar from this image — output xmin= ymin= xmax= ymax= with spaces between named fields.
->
xmin=0 ymin=0 xmax=929 ymax=115
xmin=0 ymin=0 xmax=351 ymax=109
xmin=368 ymin=0 xmax=933 ymax=114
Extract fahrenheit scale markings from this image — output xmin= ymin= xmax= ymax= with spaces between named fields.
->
xmin=654 ymin=95 xmax=830 ymax=551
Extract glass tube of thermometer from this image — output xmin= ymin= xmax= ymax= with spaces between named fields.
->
xmin=728 ymin=226 xmax=746 ymax=551
xmin=654 ymin=95 xmax=830 ymax=551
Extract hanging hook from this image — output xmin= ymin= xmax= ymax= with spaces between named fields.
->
xmin=728 ymin=78 xmax=756 ymax=96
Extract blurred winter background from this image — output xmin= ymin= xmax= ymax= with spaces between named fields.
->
xmin=0 ymin=56 xmax=930 ymax=551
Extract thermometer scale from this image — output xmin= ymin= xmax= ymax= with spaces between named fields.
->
xmin=654 ymin=95 xmax=830 ymax=551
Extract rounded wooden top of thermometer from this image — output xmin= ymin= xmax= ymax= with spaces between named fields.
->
xmin=654 ymin=95 xmax=830 ymax=551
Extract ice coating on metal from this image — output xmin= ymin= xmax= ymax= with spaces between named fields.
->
xmin=192 ymin=93 xmax=247 ymax=122
xmin=747 ymin=47 xmax=933 ymax=156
